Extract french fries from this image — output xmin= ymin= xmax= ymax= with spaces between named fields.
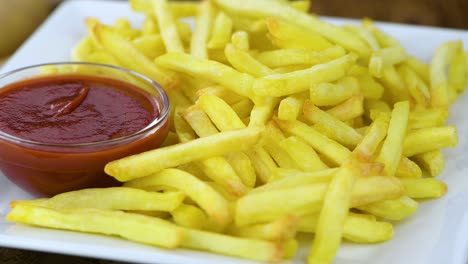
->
xmin=7 ymin=1 xmax=467 ymax=263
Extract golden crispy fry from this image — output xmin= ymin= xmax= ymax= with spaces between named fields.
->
xmin=353 ymin=114 xmax=389 ymax=161
xmin=190 ymin=0 xmax=214 ymax=59
xmin=395 ymin=157 xmax=422 ymax=178
xmin=412 ymin=150 xmax=445 ymax=177
xmin=7 ymin=204 xmax=182 ymax=249
xmin=356 ymin=196 xmax=418 ymax=221
xmin=397 ymin=64 xmax=430 ymax=107
xmin=253 ymin=54 xmax=356 ymax=97
xmin=430 ymin=40 xmax=462 ymax=107
xmin=207 ymin=12 xmax=233 ymax=49
xmin=351 ymin=176 xmax=405 ymax=207
xmin=225 ymin=44 xmax=273 ymax=77
xmin=155 ymin=53 xmax=259 ymax=102
xmin=380 ymin=66 xmax=410 ymax=102
xmin=196 ymin=94 xmax=246 ymax=131
xmin=303 ymin=101 xmax=363 ymax=148
xmin=153 ymin=0 xmax=185 ymax=53
xmin=173 ymin=107 xmax=196 ymax=142
xmin=132 ymin=35 xmax=166 ymax=59
xmin=228 ymin=215 xmax=299 ymax=242
xmin=343 ymin=25 xmax=380 ymax=51
xmin=299 ymin=213 xmax=394 ymax=243
xmin=105 ymin=127 xmax=260 ymax=181
xmin=112 ymin=18 xmax=139 ymax=40
xmin=348 ymin=65 xmax=385 ymax=99
xmin=181 ymin=105 xmax=219 ymax=137
xmin=277 ymin=95 xmax=304 ymax=121
xmin=376 ymin=101 xmax=410 ymax=176
xmin=248 ymin=97 xmax=281 ymax=127
xmin=279 ymin=136 xmax=329 ymax=172
xmin=255 ymin=46 xmax=346 ymax=68
xmin=400 ymin=178 xmax=447 ymax=199
xmin=172 ymin=203 xmax=207 ymax=229
xmin=369 ymin=46 xmax=406 ymax=78
xmin=226 ymin=152 xmax=257 ymax=188
xmin=449 ymin=49 xmax=468 ymax=93
xmin=404 ymin=56 xmax=430 ymax=84
xmin=196 ymin=86 xmax=245 ymax=105
xmin=308 ymin=159 xmax=361 ymax=264
xmin=231 ymin=31 xmax=250 ymax=51
xmin=181 ymin=228 xmax=283 ymax=262
xmin=403 ymin=126 xmax=458 ymax=156
xmin=124 ymin=168 xmax=231 ymax=226
xmin=275 ymin=119 xmax=352 ymax=166
xmin=12 ymin=187 xmax=185 ymax=212
xmin=246 ymin=147 xmax=278 ymax=183
xmin=326 ymin=95 xmax=364 ymax=121
xmin=72 ymin=36 xmax=99 ymax=61
xmin=309 ymin=76 xmax=361 ymax=106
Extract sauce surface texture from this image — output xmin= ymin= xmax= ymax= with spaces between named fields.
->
xmin=0 ymin=74 xmax=158 ymax=144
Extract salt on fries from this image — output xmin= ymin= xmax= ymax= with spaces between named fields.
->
xmin=6 ymin=0 xmax=467 ymax=263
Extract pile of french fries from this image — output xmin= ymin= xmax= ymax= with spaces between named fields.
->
xmin=7 ymin=0 xmax=468 ymax=263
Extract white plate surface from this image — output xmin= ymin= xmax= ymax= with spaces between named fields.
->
xmin=1 ymin=1 xmax=468 ymax=264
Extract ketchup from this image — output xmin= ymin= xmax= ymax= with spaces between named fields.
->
xmin=0 ymin=74 xmax=169 ymax=196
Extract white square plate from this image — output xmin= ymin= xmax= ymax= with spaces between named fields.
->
xmin=2 ymin=1 xmax=468 ymax=263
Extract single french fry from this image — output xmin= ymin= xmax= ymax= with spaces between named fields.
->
xmin=412 ymin=150 xmax=445 ymax=177
xmin=173 ymin=108 xmax=196 ymax=143
xmin=190 ymin=0 xmax=214 ymax=59
xmin=124 ymin=168 xmax=231 ymax=226
xmin=155 ymin=53 xmax=259 ymax=102
xmin=369 ymin=46 xmax=406 ymax=78
xmin=449 ymin=49 xmax=468 ymax=93
xmin=379 ymin=66 xmax=410 ymax=102
xmin=356 ymin=196 xmax=418 ymax=221
xmin=309 ymin=76 xmax=361 ymax=106
xmin=105 ymin=127 xmax=260 ymax=181
xmin=403 ymin=126 xmax=458 ymax=156
xmin=326 ymin=95 xmax=364 ymax=122
xmin=299 ymin=213 xmax=394 ymax=243
xmin=13 ymin=187 xmax=185 ymax=212
xmin=7 ymin=204 xmax=182 ymax=249
xmin=408 ymin=108 xmax=449 ymax=130
xmin=279 ymin=136 xmax=329 ymax=172
xmin=141 ymin=16 xmax=159 ymax=35
xmin=207 ymin=12 xmax=233 ymax=49
xmin=249 ymin=97 xmax=281 ymax=127
xmin=181 ymin=105 xmax=219 ymax=137
xmin=172 ymin=203 xmax=207 ymax=229
xmin=308 ymin=159 xmax=361 ymax=264
xmin=376 ymin=101 xmax=410 ymax=176
xmin=133 ymin=34 xmax=166 ymax=59
xmin=397 ymin=64 xmax=431 ymax=107
xmin=351 ymin=176 xmax=405 ymax=207
xmin=265 ymin=18 xmax=332 ymax=51
xmin=255 ymin=46 xmax=346 ymax=68
xmin=430 ymin=40 xmax=462 ymax=107
xmin=254 ymin=54 xmax=356 ymax=97
xmin=231 ymin=31 xmax=250 ymax=51
xmin=225 ymin=44 xmax=273 ymax=77
xmin=343 ymin=25 xmax=380 ymax=51
xmin=275 ymin=119 xmax=352 ymax=166
xmin=404 ymin=56 xmax=430 ymax=84
xmin=400 ymin=178 xmax=447 ymax=199
xmin=246 ymin=147 xmax=278 ymax=183
xmin=348 ymin=65 xmax=385 ymax=99
xmin=228 ymin=215 xmax=299 ymax=242
xmin=395 ymin=157 xmax=422 ymax=178
xmin=226 ymin=152 xmax=256 ymax=188
xmin=362 ymin=18 xmax=401 ymax=48
xmin=277 ymin=95 xmax=304 ymax=121
xmin=251 ymin=168 xmax=337 ymax=194
xmin=181 ymin=228 xmax=283 ymax=262
xmin=196 ymin=86 xmax=245 ymax=105
xmin=112 ymin=18 xmax=139 ymax=40
xmin=196 ymin=94 xmax=246 ymax=131
xmin=152 ymin=0 xmax=185 ymax=53
xmin=353 ymin=114 xmax=389 ymax=161
xmin=72 ymin=36 xmax=99 ymax=61
xmin=303 ymin=101 xmax=363 ymax=148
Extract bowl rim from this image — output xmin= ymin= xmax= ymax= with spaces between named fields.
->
xmin=0 ymin=61 xmax=170 ymax=148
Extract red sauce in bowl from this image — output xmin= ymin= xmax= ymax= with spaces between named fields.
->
xmin=0 ymin=72 xmax=169 ymax=196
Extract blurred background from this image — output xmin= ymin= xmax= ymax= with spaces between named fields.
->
xmin=1 ymin=0 xmax=467 ymax=61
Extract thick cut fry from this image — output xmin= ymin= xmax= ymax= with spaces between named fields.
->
xmin=124 ymin=168 xmax=231 ymax=226
xmin=395 ymin=157 xmax=422 ymax=178
xmin=275 ymin=119 xmax=352 ymax=166
xmin=309 ymin=76 xmax=361 ymax=106
xmin=226 ymin=152 xmax=256 ymax=188
xmin=278 ymin=95 xmax=304 ymax=121
xmin=400 ymin=178 xmax=447 ymax=199
xmin=155 ymin=53 xmax=259 ymax=102
xmin=105 ymin=127 xmax=260 ymax=181
xmin=231 ymin=31 xmax=250 ymax=51
xmin=91 ymin=23 xmax=176 ymax=88
xmin=181 ymin=228 xmax=283 ymax=262
xmin=7 ymin=204 xmax=182 ymax=249
xmin=369 ymin=46 xmax=406 ymax=78
xmin=251 ymin=168 xmax=337 ymax=194
xmin=430 ymin=40 xmax=462 ymax=107
xmin=356 ymin=196 xmax=418 ymax=221
xmin=449 ymin=50 xmax=468 ymax=93
xmin=266 ymin=18 xmax=332 ymax=51
xmin=279 ymin=136 xmax=329 ymax=172
xmin=403 ymin=126 xmax=458 ymax=157
xmin=376 ymin=101 xmax=410 ymax=176
xmin=326 ymin=95 xmax=364 ymax=121
xmin=207 ymin=12 xmax=233 ymax=49
xmin=196 ymin=94 xmax=246 ymax=131
xmin=353 ymin=114 xmax=390 ymax=161
xmin=253 ymin=54 xmax=356 ymax=97
xmin=228 ymin=215 xmax=299 ymax=242
xmin=133 ymin=35 xmax=166 ymax=59
xmin=308 ymin=159 xmax=360 ymax=264
xmin=172 ymin=203 xmax=207 ymax=229
xmin=303 ymin=101 xmax=363 ymax=148
xmin=12 ymin=187 xmax=185 ymax=212
xmin=255 ymin=46 xmax=346 ymax=68
xmin=299 ymin=213 xmax=394 ymax=243
xmin=153 ymin=0 xmax=185 ymax=53
xmin=412 ymin=150 xmax=445 ymax=177
xmin=182 ymin=105 xmax=219 ymax=137
xmin=190 ymin=0 xmax=214 ymax=59
xmin=225 ymin=44 xmax=273 ymax=77
xmin=237 ymin=175 xmax=404 ymax=226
